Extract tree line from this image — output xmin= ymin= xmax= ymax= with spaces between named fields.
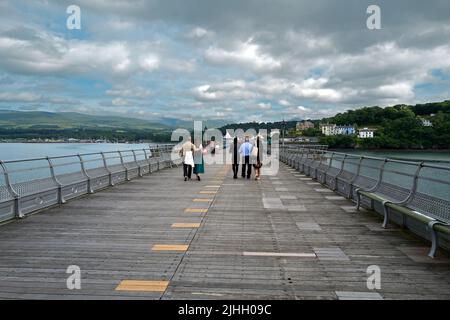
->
xmin=320 ymin=101 xmax=450 ymax=149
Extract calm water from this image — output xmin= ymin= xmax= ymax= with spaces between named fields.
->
xmin=0 ymin=143 xmax=155 ymax=161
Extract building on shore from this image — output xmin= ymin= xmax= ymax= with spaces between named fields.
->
xmin=320 ymin=124 xmax=356 ymax=136
xmin=296 ymin=120 xmax=315 ymax=131
xmin=419 ymin=118 xmax=433 ymax=127
xmin=358 ymin=128 xmax=376 ymax=139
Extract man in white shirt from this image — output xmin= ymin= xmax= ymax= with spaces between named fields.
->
xmin=239 ymin=136 xmax=253 ymax=179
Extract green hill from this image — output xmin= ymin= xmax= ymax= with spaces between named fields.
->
xmin=0 ymin=110 xmax=174 ymax=141
xmin=0 ymin=110 xmax=170 ymax=130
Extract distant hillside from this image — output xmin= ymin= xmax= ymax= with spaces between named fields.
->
xmin=0 ymin=110 xmax=175 ymax=141
xmin=0 ymin=110 xmax=170 ymax=131
xmin=0 ymin=110 xmax=231 ymax=141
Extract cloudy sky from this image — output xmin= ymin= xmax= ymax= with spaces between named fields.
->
xmin=0 ymin=0 xmax=450 ymax=123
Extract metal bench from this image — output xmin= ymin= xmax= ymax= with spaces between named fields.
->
xmin=280 ymin=147 xmax=450 ymax=257
xmin=387 ymin=164 xmax=450 ymax=257
xmin=297 ymin=151 xmax=309 ymax=173
xmin=324 ymin=153 xmax=346 ymax=190
xmin=335 ymin=155 xmax=362 ymax=198
xmin=303 ymin=152 xmax=317 ymax=177
xmin=294 ymin=152 xmax=305 ymax=171
xmin=350 ymin=157 xmax=385 ymax=206
xmin=316 ymin=152 xmax=334 ymax=184
xmin=356 ymin=159 xmax=422 ymax=228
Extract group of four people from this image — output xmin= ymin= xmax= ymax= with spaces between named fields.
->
xmin=179 ymin=135 xmax=262 ymax=181
xmin=231 ymin=136 xmax=262 ymax=180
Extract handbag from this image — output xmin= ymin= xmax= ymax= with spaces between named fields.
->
xmin=184 ymin=151 xmax=194 ymax=167
xmin=251 ymin=146 xmax=259 ymax=158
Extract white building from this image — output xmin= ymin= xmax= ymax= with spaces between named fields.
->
xmin=420 ymin=119 xmax=433 ymax=127
xmin=358 ymin=128 xmax=375 ymax=139
xmin=320 ymin=124 xmax=335 ymax=136
xmin=321 ymin=124 xmax=356 ymax=136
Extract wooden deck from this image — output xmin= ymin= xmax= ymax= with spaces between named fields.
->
xmin=0 ymin=163 xmax=449 ymax=300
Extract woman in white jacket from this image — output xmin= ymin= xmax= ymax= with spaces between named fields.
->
xmin=179 ymin=137 xmax=196 ymax=181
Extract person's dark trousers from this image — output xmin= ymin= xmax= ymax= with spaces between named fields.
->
xmin=241 ymin=155 xmax=251 ymax=178
xmin=183 ymin=163 xmax=192 ymax=179
xmin=232 ymin=164 xmax=239 ymax=178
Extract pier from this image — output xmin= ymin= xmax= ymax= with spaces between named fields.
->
xmin=0 ymin=150 xmax=449 ymax=299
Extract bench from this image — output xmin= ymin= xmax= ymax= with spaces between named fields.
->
xmin=315 ymin=153 xmax=329 ymax=183
xmin=334 ymin=155 xmax=361 ymax=197
xmin=303 ymin=153 xmax=317 ymax=177
xmin=280 ymin=149 xmax=450 ymax=257
xmin=356 ymin=161 xmax=450 ymax=257
xmin=324 ymin=153 xmax=346 ymax=190
xmin=356 ymin=159 xmax=421 ymax=227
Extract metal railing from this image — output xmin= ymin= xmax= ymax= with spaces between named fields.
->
xmin=0 ymin=145 xmax=176 ymax=223
xmin=280 ymin=145 xmax=450 ymax=254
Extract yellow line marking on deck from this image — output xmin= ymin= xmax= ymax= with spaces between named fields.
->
xmin=199 ymin=191 xmax=217 ymax=194
xmin=152 ymin=244 xmax=189 ymax=251
xmin=193 ymin=198 xmax=213 ymax=202
xmin=171 ymin=223 xmax=201 ymax=228
xmin=115 ymin=280 xmax=169 ymax=292
xmin=185 ymin=208 xmax=208 ymax=213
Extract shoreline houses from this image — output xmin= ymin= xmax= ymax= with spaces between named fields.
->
xmin=320 ymin=124 xmax=375 ymax=138
xmin=320 ymin=124 xmax=356 ymax=136
xmin=358 ymin=127 xmax=376 ymax=139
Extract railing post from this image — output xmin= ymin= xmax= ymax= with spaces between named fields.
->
xmin=132 ymin=150 xmax=143 ymax=177
xmin=147 ymin=148 xmax=154 ymax=173
xmin=117 ymin=151 xmax=130 ymax=181
xmin=0 ymin=160 xmax=21 ymax=218
xmin=78 ymin=154 xmax=93 ymax=194
xmin=101 ymin=152 xmax=113 ymax=186
xmin=156 ymin=148 xmax=161 ymax=171
xmin=47 ymin=157 xmax=65 ymax=204
xmin=326 ymin=152 xmax=334 ymax=171
xmin=410 ymin=162 xmax=424 ymax=201
xmin=372 ymin=159 xmax=388 ymax=192
xmin=333 ymin=154 xmax=347 ymax=187
xmin=349 ymin=156 xmax=364 ymax=199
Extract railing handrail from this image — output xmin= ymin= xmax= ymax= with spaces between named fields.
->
xmin=1 ymin=145 xmax=175 ymax=164
xmin=281 ymin=146 xmax=450 ymax=168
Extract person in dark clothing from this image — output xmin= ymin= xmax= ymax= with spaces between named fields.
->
xmin=231 ymin=136 xmax=240 ymax=179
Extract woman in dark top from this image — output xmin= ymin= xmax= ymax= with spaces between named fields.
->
xmin=253 ymin=136 xmax=262 ymax=180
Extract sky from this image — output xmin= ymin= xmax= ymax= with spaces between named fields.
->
xmin=0 ymin=0 xmax=450 ymax=123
